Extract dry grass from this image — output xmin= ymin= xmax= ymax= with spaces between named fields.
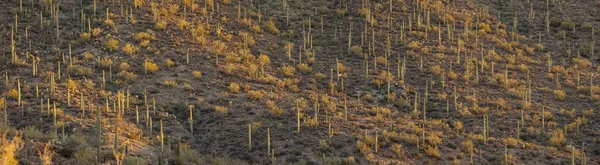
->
xmin=553 ymin=90 xmax=566 ymax=101
xmin=214 ymin=106 xmax=228 ymax=115
xmin=0 ymin=131 xmax=24 ymax=165
xmin=247 ymin=90 xmax=263 ymax=101
xmin=105 ymin=39 xmax=120 ymax=51
xmin=193 ymin=71 xmax=202 ymax=79
xmin=122 ymin=43 xmax=139 ymax=56
xmin=3 ymin=89 xmax=18 ymax=99
xmin=144 ymin=61 xmax=159 ymax=73
xmin=549 ymin=129 xmax=565 ymax=148
xmin=266 ymin=100 xmax=284 ymax=117
xmin=264 ymin=19 xmax=280 ymax=35
xmin=155 ymin=21 xmax=167 ymax=30
xmin=281 ymin=66 xmax=296 ymax=77
xmin=229 ymin=83 xmax=240 ymax=93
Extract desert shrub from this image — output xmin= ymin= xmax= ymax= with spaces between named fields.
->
xmin=163 ymin=80 xmax=177 ymax=87
xmin=155 ymin=21 xmax=167 ymax=30
xmin=176 ymin=144 xmax=201 ymax=164
xmin=38 ymin=143 xmax=53 ymax=165
xmin=555 ymin=31 xmax=566 ymax=39
xmin=192 ymin=71 xmax=202 ymax=79
xmin=165 ymin=59 xmax=175 ymax=67
xmin=549 ymin=17 xmax=562 ymax=27
xmin=91 ymin=28 xmax=102 ymax=37
xmin=74 ymin=148 xmax=94 ymax=164
xmin=351 ymin=46 xmax=363 ymax=57
xmin=264 ymin=19 xmax=280 ymax=35
xmin=0 ymin=132 xmax=24 ymax=165
xmin=135 ymin=32 xmax=154 ymax=41
xmin=375 ymin=56 xmax=387 ymax=66
xmin=177 ymin=19 xmax=190 ymax=30
xmin=104 ymin=19 xmax=115 ymax=27
xmin=297 ymin=63 xmax=312 ymax=73
xmin=79 ymin=32 xmax=91 ymax=42
xmin=116 ymin=71 xmax=137 ymax=83
xmin=430 ymin=65 xmax=442 ymax=75
xmin=426 ymin=145 xmax=440 ymax=158
xmin=67 ymin=65 xmax=94 ymax=77
xmin=119 ymin=62 xmax=130 ymax=71
xmin=391 ymin=144 xmax=404 ymax=158
xmin=21 ymin=126 xmax=46 ymax=141
xmin=582 ymin=22 xmax=594 ymax=30
xmin=550 ymin=65 xmax=567 ymax=75
xmin=247 ymin=64 xmax=258 ymax=77
xmin=426 ymin=132 xmax=442 ymax=146
xmin=336 ymin=8 xmax=348 ymax=16
xmin=229 ymin=83 xmax=240 ymax=93
xmin=281 ymin=65 xmax=296 ymax=77
xmin=407 ymin=41 xmax=421 ymax=50
xmin=549 ymin=129 xmax=565 ymax=148
xmin=573 ymin=58 xmax=592 ymax=69
xmin=247 ymin=90 xmax=263 ymax=101
xmin=553 ymin=90 xmax=566 ymax=100
xmin=124 ymin=157 xmax=148 ymax=165
xmin=266 ymin=100 xmax=284 ymax=117
xmin=560 ymin=19 xmax=575 ymax=31
xmin=214 ymin=106 xmax=228 ymax=115
xmin=582 ymin=109 xmax=594 ymax=117
xmin=250 ymin=25 xmax=261 ymax=33
xmin=143 ymin=61 xmax=159 ymax=73
xmin=3 ymin=89 xmax=18 ymax=99
xmin=97 ymin=57 xmax=113 ymax=69
xmin=122 ymin=43 xmax=139 ymax=56
xmin=105 ymin=39 xmax=120 ymax=51
xmin=461 ymin=139 xmax=473 ymax=152
xmin=356 ymin=140 xmax=371 ymax=155
xmin=478 ymin=23 xmax=492 ymax=33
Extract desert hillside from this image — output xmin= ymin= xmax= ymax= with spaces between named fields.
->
xmin=0 ymin=0 xmax=599 ymax=164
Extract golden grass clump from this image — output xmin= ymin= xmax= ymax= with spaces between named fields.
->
xmin=103 ymin=19 xmax=115 ymax=27
xmin=553 ymin=90 xmax=566 ymax=101
xmin=548 ymin=129 xmax=565 ymax=148
xmin=144 ymin=61 xmax=159 ymax=73
xmin=430 ymin=65 xmax=442 ymax=75
xmin=92 ymin=28 xmax=102 ymax=37
xmin=163 ymin=80 xmax=177 ymax=87
xmin=192 ymin=71 xmax=202 ymax=79
xmin=281 ymin=66 xmax=296 ymax=77
xmin=165 ymin=59 xmax=175 ymax=67
xmin=105 ymin=39 xmax=120 ymax=51
xmin=79 ymin=32 xmax=91 ymax=42
xmin=119 ymin=62 xmax=130 ymax=71
xmin=97 ymin=57 xmax=113 ymax=69
xmin=266 ymin=100 xmax=284 ymax=117
xmin=177 ymin=19 xmax=190 ymax=30
xmin=407 ymin=41 xmax=421 ymax=50
xmin=351 ymin=46 xmax=363 ymax=57
xmin=0 ymin=132 xmax=24 ymax=165
xmin=3 ymin=89 xmax=19 ymax=99
xmin=229 ymin=83 xmax=240 ymax=93
xmin=250 ymin=25 xmax=261 ymax=33
xmin=122 ymin=43 xmax=139 ymax=56
xmin=426 ymin=145 xmax=440 ymax=158
xmin=247 ymin=90 xmax=263 ymax=101
xmin=264 ymin=19 xmax=280 ymax=35
xmin=297 ymin=63 xmax=312 ymax=73
xmin=66 ymin=65 xmax=94 ymax=77
xmin=155 ymin=21 xmax=167 ymax=30
xmin=214 ymin=106 xmax=228 ymax=115
xmin=116 ymin=71 xmax=137 ymax=84
xmin=461 ymin=139 xmax=473 ymax=152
